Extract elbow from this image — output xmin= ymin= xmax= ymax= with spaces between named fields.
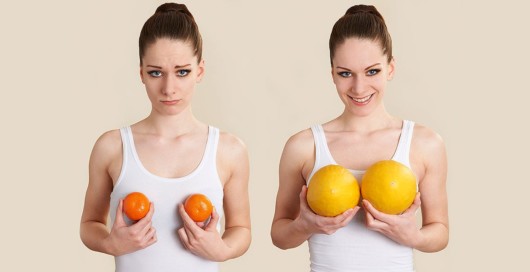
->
xmin=270 ymin=230 xmax=293 ymax=250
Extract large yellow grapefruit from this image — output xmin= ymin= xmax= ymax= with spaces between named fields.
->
xmin=361 ymin=160 xmax=417 ymax=214
xmin=307 ymin=164 xmax=360 ymax=217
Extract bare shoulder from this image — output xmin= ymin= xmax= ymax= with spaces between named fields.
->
xmin=218 ymin=131 xmax=248 ymax=160
xmin=280 ymin=128 xmax=315 ymax=179
xmin=90 ymin=129 xmax=122 ymax=165
xmin=412 ymin=123 xmax=446 ymax=155
xmin=282 ymin=128 xmax=314 ymax=157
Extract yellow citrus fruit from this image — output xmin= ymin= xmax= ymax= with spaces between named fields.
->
xmin=307 ymin=164 xmax=360 ymax=217
xmin=361 ymin=160 xmax=417 ymax=214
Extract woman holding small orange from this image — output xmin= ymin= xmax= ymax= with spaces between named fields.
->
xmin=80 ymin=3 xmax=251 ymax=271
xmin=271 ymin=5 xmax=448 ymax=271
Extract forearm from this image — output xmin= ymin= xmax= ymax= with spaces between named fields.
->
xmin=80 ymin=221 xmax=115 ymax=255
xmin=271 ymin=218 xmax=311 ymax=250
xmin=220 ymin=226 xmax=251 ymax=260
xmin=413 ymin=222 xmax=449 ymax=252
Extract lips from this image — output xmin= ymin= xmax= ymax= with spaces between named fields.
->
xmin=161 ymin=100 xmax=179 ymax=105
xmin=348 ymin=94 xmax=374 ymax=105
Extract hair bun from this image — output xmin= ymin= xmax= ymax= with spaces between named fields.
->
xmin=155 ymin=3 xmax=194 ymax=19
xmin=345 ymin=5 xmax=384 ymax=21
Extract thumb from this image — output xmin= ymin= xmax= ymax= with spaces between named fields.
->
xmin=404 ymin=192 xmax=421 ymax=215
xmin=299 ymin=185 xmax=311 ymax=212
xmin=205 ymin=206 xmax=220 ymax=231
xmin=114 ymin=199 xmax=126 ymax=227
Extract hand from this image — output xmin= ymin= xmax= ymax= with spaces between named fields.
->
xmin=177 ymin=204 xmax=229 ymax=261
xmin=295 ymin=185 xmax=359 ymax=235
xmin=363 ymin=192 xmax=422 ymax=247
xmin=105 ymin=199 xmax=157 ymax=256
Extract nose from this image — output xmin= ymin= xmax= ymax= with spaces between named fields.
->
xmin=350 ymin=75 xmax=364 ymax=95
xmin=162 ymin=75 xmax=176 ymax=96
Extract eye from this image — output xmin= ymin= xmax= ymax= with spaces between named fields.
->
xmin=177 ymin=69 xmax=191 ymax=77
xmin=147 ymin=70 xmax=162 ymax=77
xmin=367 ymin=69 xmax=380 ymax=76
xmin=338 ymin=71 xmax=352 ymax=78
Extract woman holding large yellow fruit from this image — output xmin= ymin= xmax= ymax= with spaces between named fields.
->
xmin=271 ymin=4 xmax=448 ymax=271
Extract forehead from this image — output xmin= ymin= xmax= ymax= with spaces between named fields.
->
xmin=142 ymin=38 xmax=197 ymax=65
xmin=333 ymin=38 xmax=386 ymax=69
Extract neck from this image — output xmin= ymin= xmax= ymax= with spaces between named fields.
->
xmin=335 ymin=105 xmax=396 ymax=132
xmin=139 ymin=107 xmax=203 ymax=137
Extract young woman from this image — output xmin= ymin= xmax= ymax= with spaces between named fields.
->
xmin=271 ymin=5 xmax=448 ymax=271
xmin=80 ymin=3 xmax=251 ymax=271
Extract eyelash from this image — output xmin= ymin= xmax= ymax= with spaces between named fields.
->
xmin=337 ymin=69 xmax=381 ymax=78
xmin=177 ymin=69 xmax=191 ymax=77
xmin=147 ymin=69 xmax=192 ymax=78
xmin=367 ymin=69 xmax=380 ymax=76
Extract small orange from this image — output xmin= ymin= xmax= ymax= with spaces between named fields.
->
xmin=123 ymin=192 xmax=150 ymax=221
xmin=184 ymin=193 xmax=213 ymax=222
xmin=361 ymin=160 xmax=417 ymax=214
xmin=306 ymin=164 xmax=360 ymax=217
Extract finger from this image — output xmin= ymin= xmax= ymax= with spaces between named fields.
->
xmin=205 ymin=206 xmax=219 ymax=231
xmin=143 ymin=227 xmax=157 ymax=245
xmin=114 ymin=199 xmax=126 ymax=227
xmin=362 ymin=199 xmax=392 ymax=223
xmin=299 ymin=185 xmax=311 ymax=211
xmin=178 ymin=204 xmax=202 ymax=237
xmin=177 ymin=227 xmax=191 ymax=250
xmin=403 ymin=192 xmax=422 ymax=215
xmin=364 ymin=207 xmax=387 ymax=230
xmin=342 ymin=206 xmax=360 ymax=223
xmin=133 ymin=202 xmax=155 ymax=230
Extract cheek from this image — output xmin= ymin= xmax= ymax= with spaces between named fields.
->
xmin=334 ymin=79 xmax=350 ymax=93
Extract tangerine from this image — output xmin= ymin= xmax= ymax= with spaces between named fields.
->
xmin=184 ymin=193 xmax=213 ymax=222
xmin=123 ymin=192 xmax=150 ymax=221
xmin=306 ymin=164 xmax=360 ymax=217
xmin=361 ymin=160 xmax=417 ymax=214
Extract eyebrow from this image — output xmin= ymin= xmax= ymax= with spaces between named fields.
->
xmin=336 ymin=63 xmax=381 ymax=71
xmin=146 ymin=64 xmax=192 ymax=69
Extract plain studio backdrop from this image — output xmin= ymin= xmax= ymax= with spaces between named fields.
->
xmin=1 ymin=0 xmax=528 ymax=271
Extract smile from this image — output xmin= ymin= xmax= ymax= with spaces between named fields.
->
xmin=349 ymin=94 xmax=374 ymax=104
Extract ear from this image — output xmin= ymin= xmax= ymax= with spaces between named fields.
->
xmin=331 ymin=66 xmax=337 ymax=85
xmin=387 ymin=57 xmax=395 ymax=81
xmin=139 ymin=65 xmax=145 ymax=84
xmin=196 ymin=59 xmax=205 ymax=83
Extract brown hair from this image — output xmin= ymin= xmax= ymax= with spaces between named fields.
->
xmin=329 ymin=5 xmax=392 ymax=65
xmin=138 ymin=3 xmax=203 ymax=64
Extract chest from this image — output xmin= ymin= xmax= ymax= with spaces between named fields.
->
xmin=133 ymin=134 xmax=207 ymax=179
xmin=325 ymin=129 xmax=402 ymax=171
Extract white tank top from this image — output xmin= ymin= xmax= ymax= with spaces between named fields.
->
xmin=109 ymin=126 xmax=224 ymax=272
xmin=307 ymin=120 xmax=415 ymax=272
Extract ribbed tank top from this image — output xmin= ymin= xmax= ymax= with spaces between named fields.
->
xmin=109 ymin=126 xmax=224 ymax=272
xmin=307 ymin=120 xmax=415 ymax=272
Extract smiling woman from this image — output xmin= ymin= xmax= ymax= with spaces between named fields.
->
xmin=79 ymin=3 xmax=251 ymax=272
xmin=271 ymin=4 xmax=448 ymax=272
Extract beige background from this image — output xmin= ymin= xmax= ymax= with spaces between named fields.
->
xmin=1 ymin=0 xmax=529 ymax=271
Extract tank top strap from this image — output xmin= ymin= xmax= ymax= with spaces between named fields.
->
xmin=310 ymin=125 xmax=325 ymax=167
xmin=392 ymin=120 xmax=415 ymax=168
xmin=203 ymin=126 xmax=219 ymax=168
xmin=119 ymin=126 xmax=135 ymax=166
xmin=309 ymin=125 xmax=336 ymax=182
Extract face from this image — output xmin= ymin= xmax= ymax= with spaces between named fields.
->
xmin=140 ymin=38 xmax=204 ymax=116
xmin=331 ymin=38 xmax=394 ymax=117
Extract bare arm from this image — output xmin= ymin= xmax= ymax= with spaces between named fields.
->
xmin=363 ymin=126 xmax=448 ymax=252
xmin=413 ymin=128 xmax=449 ymax=252
xmin=218 ymin=133 xmax=251 ymax=259
xmin=177 ymin=133 xmax=251 ymax=261
xmin=271 ymin=131 xmax=358 ymax=249
xmin=80 ymin=130 xmax=156 ymax=256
